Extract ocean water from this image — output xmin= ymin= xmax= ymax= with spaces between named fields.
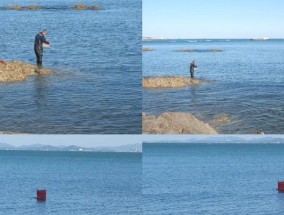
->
xmin=0 ymin=151 xmax=142 ymax=214
xmin=143 ymin=143 xmax=284 ymax=215
xmin=143 ymin=39 xmax=284 ymax=134
xmin=0 ymin=0 xmax=141 ymax=134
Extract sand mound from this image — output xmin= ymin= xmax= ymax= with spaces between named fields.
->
xmin=143 ymin=77 xmax=203 ymax=88
xmin=143 ymin=112 xmax=218 ymax=134
xmin=142 ymin=48 xmax=155 ymax=52
xmin=0 ymin=61 xmax=52 ymax=83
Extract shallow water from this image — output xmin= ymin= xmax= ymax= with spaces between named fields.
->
xmin=0 ymin=0 xmax=141 ymax=133
xmin=143 ymin=143 xmax=284 ymax=215
xmin=0 ymin=151 xmax=142 ymax=214
xmin=143 ymin=39 xmax=284 ymax=134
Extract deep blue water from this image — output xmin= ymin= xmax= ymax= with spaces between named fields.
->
xmin=143 ymin=39 xmax=284 ymax=134
xmin=0 ymin=151 xmax=142 ymax=214
xmin=143 ymin=143 xmax=284 ymax=215
xmin=0 ymin=0 xmax=141 ymax=134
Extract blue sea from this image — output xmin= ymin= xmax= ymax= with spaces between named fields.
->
xmin=143 ymin=143 xmax=284 ymax=215
xmin=143 ymin=39 xmax=284 ymax=134
xmin=0 ymin=151 xmax=142 ymax=214
xmin=0 ymin=0 xmax=141 ymax=134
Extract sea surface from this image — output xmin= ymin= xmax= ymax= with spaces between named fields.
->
xmin=143 ymin=143 xmax=284 ymax=215
xmin=0 ymin=151 xmax=142 ymax=214
xmin=0 ymin=0 xmax=141 ymax=133
xmin=143 ymin=39 xmax=284 ymax=134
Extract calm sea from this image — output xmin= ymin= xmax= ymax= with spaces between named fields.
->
xmin=0 ymin=0 xmax=141 ymax=134
xmin=143 ymin=143 xmax=284 ymax=215
xmin=0 ymin=151 xmax=142 ymax=214
xmin=143 ymin=39 xmax=284 ymax=134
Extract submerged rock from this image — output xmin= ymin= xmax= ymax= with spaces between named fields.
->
xmin=4 ymin=5 xmax=41 ymax=10
xmin=73 ymin=4 xmax=89 ymax=10
xmin=73 ymin=4 xmax=101 ymax=10
xmin=208 ymin=114 xmax=231 ymax=127
xmin=0 ymin=61 xmax=52 ymax=83
xmin=142 ymin=48 xmax=155 ymax=52
xmin=143 ymin=77 xmax=203 ymax=88
xmin=143 ymin=112 xmax=218 ymax=134
xmin=25 ymin=5 xmax=41 ymax=10
xmin=91 ymin=5 xmax=101 ymax=10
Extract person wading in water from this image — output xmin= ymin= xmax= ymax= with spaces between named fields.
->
xmin=34 ymin=29 xmax=50 ymax=73
xmin=190 ymin=60 xmax=198 ymax=78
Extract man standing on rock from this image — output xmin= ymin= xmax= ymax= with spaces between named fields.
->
xmin=34 ymin=29 xmax=50 ymax=72
xmin=190 ymin=60 xmax=198 ymax=78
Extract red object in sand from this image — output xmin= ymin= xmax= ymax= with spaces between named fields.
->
xmin=278 ymin=182 xmax=284 ymax=192
xmin=37 ymin=190 xmax=47 ymax=201
xmin=0 ymin=60 xmax=7 ymax=65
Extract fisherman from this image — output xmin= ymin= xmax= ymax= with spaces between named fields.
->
xmin=34 ymin=29 xmax=50 ymax=71
xmin=190 ymin=60 xmax=198 ymax=78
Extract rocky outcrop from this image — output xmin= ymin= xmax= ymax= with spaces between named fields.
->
xmin=142 ymin=48 xmax=155 ymax=52
xmin=143 ymin=77 xmax=204 ymax=88
xmin=0 ymin=61 xmax=52 ymax=83
xmin=4 ymin=5 xmax=41 ymax=10
xmin=72 ymin=4 xmax=101 ymax=10
xmin=143 ymin=112 xmax=218 ymax=134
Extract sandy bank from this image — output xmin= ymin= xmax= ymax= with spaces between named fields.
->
xmin=0 ymin=61 xmax=52 ymax=83
xmin=143 ymin=112 xmax=218 ymax=134
xmin=143 ymin=77 xmax=204 ymax=88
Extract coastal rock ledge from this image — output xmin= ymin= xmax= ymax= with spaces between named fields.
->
xmin=143 ymin=112 xmax=218 ymax=134
xmin=0 ymin=61 xmax=52 ymax=83
xmin=143 ymin=77 xmax=203 ymax=88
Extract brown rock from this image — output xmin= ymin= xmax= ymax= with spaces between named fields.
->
xmin=143 ymin=77 xmax=203 ymax=88
xmin=143 ymin=112 xmax=218 ymax=134
xmin=0 ymin=61 xmax=52 ymax=83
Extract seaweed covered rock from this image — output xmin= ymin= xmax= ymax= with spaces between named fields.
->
xmin=143 ymin=77 xmax=203 ymax=88
xmin=0 ymin=61 xmax=52 ymax=83
xmin=25 ymin=5 xmax=41 ymax=10
xmin=4 ymin=4 xmax=41 ymax=10
xmin=143 ymin=112 xmax=218 ymax=134
xmin=91 ymin=5 xmax=101 ymax=10
xmin=73 ymin=4 xmax=89 ymax=10
xmin=142 ymin=48 xmax=155 ymax=52
xmin=4 ymin=5 xmax=22 ymax=10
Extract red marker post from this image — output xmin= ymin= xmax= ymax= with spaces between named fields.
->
xmin=37 ymin=190 xmax=47 ymax=201
xmin=278 ymin=182 xmax=284 ymax=192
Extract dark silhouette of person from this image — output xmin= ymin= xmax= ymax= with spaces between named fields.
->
xmin=190 ymin=60 xmax=198 ymax=78
xmin=34 ymin=29 xmax=50 ymax=71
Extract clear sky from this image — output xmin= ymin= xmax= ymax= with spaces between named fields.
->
xmin=143 ymin=0 xmax=284 ymax=39
xmin=0 ymin=135 xmax=141 ymax=147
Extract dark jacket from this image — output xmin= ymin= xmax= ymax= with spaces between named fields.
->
xmin=34 ymin=32 xmax=49 ymax=54
xmin=190 ymin=62 xmax=197 ymax=73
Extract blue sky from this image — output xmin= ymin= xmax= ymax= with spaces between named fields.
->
xmin=0 ymin=135 xmax=141 ymax=147
xmin=143 ymin=0 xmax=284 ymax=38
